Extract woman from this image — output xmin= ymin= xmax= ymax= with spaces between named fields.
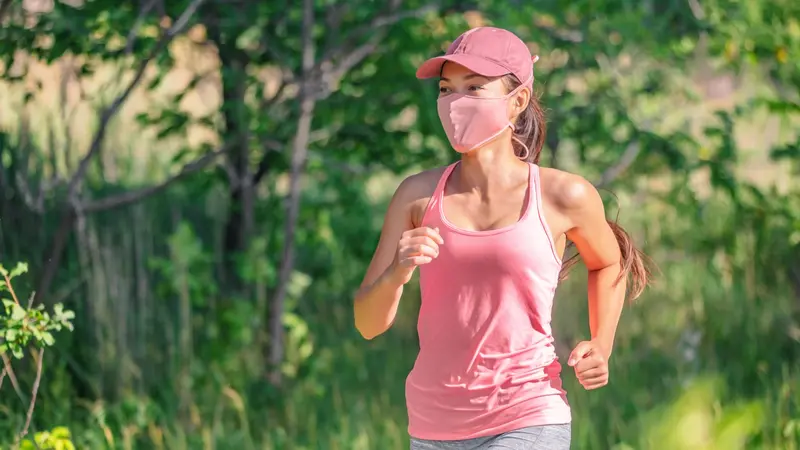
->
xmin=354 ymin=26 xmax=650 ymax=449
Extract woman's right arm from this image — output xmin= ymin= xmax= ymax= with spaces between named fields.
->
xmin=354 ymin=177 xmax=443 ymax=340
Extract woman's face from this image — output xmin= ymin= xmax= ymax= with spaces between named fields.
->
xmin=437 ymin=62 xmax=529 ymax=123
xmin=437 ymin=62 xmax=508 ymax=98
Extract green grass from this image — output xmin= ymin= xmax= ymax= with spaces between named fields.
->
xmin=2 ymin=29 xmax=798 ymax=450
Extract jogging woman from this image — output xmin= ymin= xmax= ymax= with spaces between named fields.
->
xmin=354 ymin=26 xmax=650 ymax=449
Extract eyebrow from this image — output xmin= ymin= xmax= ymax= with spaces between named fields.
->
xmin=439 ymin=74 xmax=490 ymax=82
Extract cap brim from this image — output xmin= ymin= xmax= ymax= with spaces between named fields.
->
xmin=415 ymin=54 xmax=510 ymax=79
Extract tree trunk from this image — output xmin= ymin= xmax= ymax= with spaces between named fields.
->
xmin=36 ymin=209 xmax=76 ymax=304
xmin=267 ymin=0 xmax=316 ymax=386
xmin=219 ymin=56 xmax=254 ymax=259
xmin=206 ymin=14 xmax=254 ymax=265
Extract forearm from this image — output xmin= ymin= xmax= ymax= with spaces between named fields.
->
xmin=587 ymin=262 xmax=626 ymax=357
xmin=354 ymin=267 xmax=405 ymax=340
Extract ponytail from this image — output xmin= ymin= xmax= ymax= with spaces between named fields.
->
xmin=503 ymin=74 xmax=653 ymax=300
xmin=559 ymin=221 xmax=652 ymax=300
xmin=502 ymin=75 xmax=546 ymax=164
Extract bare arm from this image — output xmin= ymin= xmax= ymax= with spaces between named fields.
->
xmin=354 ymin=177 xmax=442 ymax=340
xmin=561 ymin=176 xmax=624 ymax=358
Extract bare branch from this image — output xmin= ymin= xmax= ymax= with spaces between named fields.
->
xmin=314 ymin=1 xmax=439 ymax=99
xmin=315 ymin=2 xmax=437 ymax=91
xmin=35 ymin=177 xmax=62 ymax=210
xmin=262 ymin=73 xmax=293 ymax=109
xmin=65 ymin=0 xmax=206 ymax=206
xmin=82 ymin=142 xmax=231 ymax=213
xmin=3 ymin=270 xmax=21 ymax=305
xmin=14 ymin=172 xmax=43 ymax=213
xmin=594 ymin=140 xmax=642 ymax=189
xmin=325 ymin=4 xmax=436 ymax=58
xmin=318 ymin=34 xmax=383 ymax=98
xmin=1 ymin=353 xmax=24 ymax=407
xmin=687 ymin=0 xmax=706 ymax=20
xmin=0 ymin=0 xmax=12 ymax=23
xmin=15 ymin=172 xmax=63 ymax=214
xmin=125 ymin=0 xmax=160 ymax=54
xmin=26 ymin=291 xmax=35 ymax=309
xmin=16 ymin=348 xmax=44 ymax=444
xmin=0 ymin=151 xmax=7 ymax=192
xmin=268 ymin=0 xmax=317 ymax=386
xmin=222 ymin=160 xmax=241 ymax=188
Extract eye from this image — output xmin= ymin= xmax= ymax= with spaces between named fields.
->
xmin=438 ymin=86 xmax=452 ymax=95
xmin=468 ymin=85 xmax=484 ymax=92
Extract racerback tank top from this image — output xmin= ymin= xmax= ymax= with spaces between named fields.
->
xmin=405 ymin=161 xmax=571 ymax=441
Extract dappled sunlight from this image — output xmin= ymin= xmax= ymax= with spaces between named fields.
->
xmin=0 ymin=0 xmax=798 ymax=449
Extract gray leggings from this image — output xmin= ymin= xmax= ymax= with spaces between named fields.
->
xmin=410 ymin=424 xmax=571 ymax=450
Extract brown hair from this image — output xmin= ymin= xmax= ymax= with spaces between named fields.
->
xmin=502 ymin=75 xmax=652 ymax=300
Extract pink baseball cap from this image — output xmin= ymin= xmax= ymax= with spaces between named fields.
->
xmin=416 ymin=27 xmax=539 ymax=84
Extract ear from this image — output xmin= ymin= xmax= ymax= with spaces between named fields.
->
xmin=509 ymin=87 xmax=531 ymax=121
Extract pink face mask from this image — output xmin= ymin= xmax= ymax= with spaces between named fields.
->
xmin=437 ymin=76 xmax=532 ymax=157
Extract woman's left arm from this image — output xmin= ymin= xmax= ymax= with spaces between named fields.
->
xmin=557 ymin=175 xmax=626 ymax=390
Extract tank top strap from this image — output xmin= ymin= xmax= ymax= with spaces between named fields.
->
xmin=526 ymin=162 xmax=537 ymax=215
xmin=528 ymin=163 xmax=561 ymax=264
xmin=420 ymin=162 xmax=459 ymax=227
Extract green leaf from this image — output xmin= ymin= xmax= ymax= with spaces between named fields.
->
xmin=5 ymin=328 xmax=18 ymax=341
xmin=54 ymin=304 xmax=76 ymax=321
xmin=0 ymin=265 xmax=6 ymax=277
xmin=9 ymin=262 xmax=28 ymax=278
xmin=41 ymin=331 xmax=55 ymax=346
xmin=11 ymin=303 xmax=26 ymax=321
xmin=11 ymin=346 xmax=23 ymax=359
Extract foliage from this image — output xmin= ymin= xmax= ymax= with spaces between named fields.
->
xmin=0 ymin=0 xmax=798 ymax=448
xmin=19 ymin=427 xmax=76 ymax=450
xmin=0 ymin=263 xmax=75 ymax=448
xmin=2 ymin=264 xmax=74 ymax=360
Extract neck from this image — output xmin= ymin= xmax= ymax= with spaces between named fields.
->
xmin=458 ymin=132 xmax=526 ymax=192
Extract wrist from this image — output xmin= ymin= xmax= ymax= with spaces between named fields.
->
xmin=592 ymin=335 xmax=614 ymax=359
xmin=381 ymin=263 xmax=407 ymax=288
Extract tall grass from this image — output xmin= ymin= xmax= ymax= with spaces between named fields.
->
xmin=1 ymin=37 xmax=798 ymax=450
xmin=2 ymin=181 xmax=797 ymax=449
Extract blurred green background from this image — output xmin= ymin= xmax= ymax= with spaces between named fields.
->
xmin=0 ymin=0 xmax=799 ymax=448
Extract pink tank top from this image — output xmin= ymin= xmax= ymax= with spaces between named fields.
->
xmin=405 ymin=162 xmax=571 ymax=440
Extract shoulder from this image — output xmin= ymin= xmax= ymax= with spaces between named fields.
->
xmin=393 ymin=165 xmax=449 ymax=227
xmin=538 ymin=166 xmax=603 ymax=215
xmin=395 ymin=166 xmax=447 ymax=201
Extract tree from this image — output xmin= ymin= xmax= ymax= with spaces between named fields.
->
xmin=0 ymin=0 xmax=449 ymax=384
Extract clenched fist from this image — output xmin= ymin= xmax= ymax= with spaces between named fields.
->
xmin=568 ymin=340 xmax=610 ymax=390
xmin=389 ymin=226 xmax=444 ymax=285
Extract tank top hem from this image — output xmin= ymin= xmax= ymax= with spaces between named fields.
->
xmin=408 ymin=408 xmax=572 ymax=441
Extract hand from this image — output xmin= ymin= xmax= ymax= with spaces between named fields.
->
xmin=389 ymin=227 xmax=443 ymax=285
xmin=567 ymin=340 xmax=610 ymax=390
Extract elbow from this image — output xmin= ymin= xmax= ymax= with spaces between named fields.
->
xmin=358 ymin=328 xmax=378 ymax=340
xmin=353 ymin=307 xmax=383 ymax=340
xmin=355 ymin=313 xmax=390 ymax=340
xmin=355 ymin=321 xmax=383 ymax=340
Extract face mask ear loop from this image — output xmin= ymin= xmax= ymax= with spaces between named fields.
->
xmin=508 ymin=77 xmax=533 ymax=161
xmin=512 ymin=135 xmax=530 ymax=160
